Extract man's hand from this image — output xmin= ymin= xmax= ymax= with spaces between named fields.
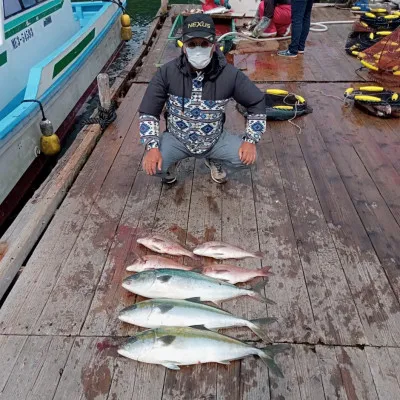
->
xmin=143 ymin=148 xmax=162 ymax=175
xmin=239 ymin=142 xmax=257 ymax=165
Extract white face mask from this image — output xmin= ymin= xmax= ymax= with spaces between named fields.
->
xmin=185 ymin=46 xmax=213 ymax=70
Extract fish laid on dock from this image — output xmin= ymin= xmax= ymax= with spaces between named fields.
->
xmin=193 ymin=241 xmax=264 ymax=260
xmin=137 ymin=235 xmax=195 ymax=258
xmin=201 ymin=264 xmax=272 ymax=284
xmin=118 ymin=326 xmax=288 ymax=376
xmin=118 ymin=298 xmax=277 ymax=339
xmin=126 ymin=255 xmax=194 ymax=272
xmin=122 ymin=269 xmax=274 ymax=304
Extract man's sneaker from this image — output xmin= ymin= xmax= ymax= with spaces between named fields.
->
xmin=204 ymin=159 xmax=227 ymax=184
xmin=162 ymin=162 xmax=178 ymax=184
xmin=277 ymin=49 xmax=297 ymax=58
xmin=298 ymin=50 xmax=305 ymax=54
xmin=162 ymin=172 xmax=177 ymax=184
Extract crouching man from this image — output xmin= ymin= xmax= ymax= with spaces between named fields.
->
xmin=139 ymin=14 xmax=266 ymax=184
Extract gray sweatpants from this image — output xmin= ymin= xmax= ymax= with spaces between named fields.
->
xmin=156 ymin=131 xmax=248 ymax=177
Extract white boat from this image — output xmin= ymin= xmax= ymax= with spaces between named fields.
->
xmin=0 ymin=0 xmax=128 ymax=225
xmin=228 ymin=0 xmax=258 ymax=15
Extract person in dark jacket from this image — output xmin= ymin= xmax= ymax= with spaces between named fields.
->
xmin=250 ymin=0 xmax=292 ymax=38
xmin=139 ymin=13 xmax=266 ymax=184
xmin=277 ymin=0 xmax=314 ymax=57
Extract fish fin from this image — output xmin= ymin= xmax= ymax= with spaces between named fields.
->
xmin=258 ymin=344 xmax=290 ymax=377
xmin=158 ymin=335 xmax=176 ymax=345
xmin=217 ymin=360 xmax=231 ymax=365
xmin=250 ymin=280 xmax=276 ymax=305
xmin=190 ymin=324 xmax=209 ymax=331
xmin=156 ymin=304 xmax=174 ymax=314
xmin=254 ymin=251 xmax=264 ymax=259
xmin=157 ymin=275 xmax=172 ymax=283
xmin=185 ymin=297 xmax=202 ymax=303
xmin=161 ymin=362 xmax=180 ymax=370
xmin=248 ymin=317 xmax=278 ymax=340
xmin=259 ymin=355 xmax=284 ymax=378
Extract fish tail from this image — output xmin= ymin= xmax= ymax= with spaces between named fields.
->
xmin=260 ymin=266 xmax=273 ymax=277
xmin=250 ymin=280 xmax=276 ymax=305
xmin=258 ymin=344 xmax=290 ymax=377
xmin=247 ymin=317 xmax=278 ymax=340
xmin=254 ymin=251 xmax=264 ymax=259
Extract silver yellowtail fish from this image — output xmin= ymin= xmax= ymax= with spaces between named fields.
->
xmin=122 ymin=269 xmax=274 ymax=304
xmin=137 ymin=235 xmax=195 ymax=258
xmin=118 ymin=326 xmax=288 ymax=377
xmin=118 ymin=298 xmax=277 ymax=339
xmin=126 ymin=255 xmax=194 ymax=272
xmin=193 ymin=241 xmax=263 ymax=260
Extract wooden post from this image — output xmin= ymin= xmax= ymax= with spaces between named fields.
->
xmin=97 ymin=73 xmax=111 ymax=110
xmin=161 ymin=0 xmax=168 ymax=14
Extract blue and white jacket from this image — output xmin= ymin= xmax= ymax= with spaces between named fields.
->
xmin=139 ymin=49 xmax=266 ymax=154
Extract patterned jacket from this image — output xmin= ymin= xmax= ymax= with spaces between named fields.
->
xmin=139 ymin=49 xmax=266 ymax=154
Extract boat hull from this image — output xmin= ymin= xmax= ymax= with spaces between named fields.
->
xmin=0 ymin=14 xmax=123 ymax=227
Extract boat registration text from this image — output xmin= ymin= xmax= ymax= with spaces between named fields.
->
xmin=11 ymin=28 xmax=35 ymax=50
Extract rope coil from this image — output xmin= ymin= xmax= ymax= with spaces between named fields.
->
xmin=81 ymin=101 xmax=117 ymax=131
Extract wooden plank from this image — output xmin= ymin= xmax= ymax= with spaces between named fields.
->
xmin=388 ymin=348 xmax=400 ymax=384
xmin=330 ymin=91 xmax=400 ymax=227
xmin=25 ymin=336 xmax=73 ymax=399
xmin=32 ymin=108 xmax=144 ymax=336
xmin=271 ymin=117 xmax=365 ymax=345
xmin=0 ymin=336 xmax=73 ymax=400
xmin=131 ymin=364 xmax=165 ymax=400
xmin=240 ymin=357 xmax=270 ymax=400
xmin=81 ymin=171 xmax=162 ymax=336
xmin=365 ymin=346 xmax=400 ymax=400
xmin=298 ymin=83 xmax=400 ymax=346
xmin=316 ymin=345 xmax=347 ymax=400
xmin=0 ymin=335 xmax=27 ymax=392
xmin=336 ymin=347 xmax=379 ymax=400
xmin=134 ymin=16 xmax=173 ymax=83
xmin=0 ymin=124 xmax=101 ymax=300
xmin=251 ymin=118 xmax=316 ymax=343
xmin=214 ymin=103 xmax=268 ymax=398
xmin=106 ymin=357 xmax=138 ymax=400
xmin=269 ymin=345 xmax=302 ymax=400
xmin=53 ymin=337 xmax=118 ymax=400
xmin=294 ymin=345 xmax=325 ymax=400
xmin=0 ymin=84 xmax=147 ymax=336
xmin=162 ymin=364 xmax=216 ymax=400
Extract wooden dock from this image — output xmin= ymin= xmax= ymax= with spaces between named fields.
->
xmin=1 ymin=5 xmax=400 ymax=399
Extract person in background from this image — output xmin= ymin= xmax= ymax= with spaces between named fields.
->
xmin=201 ymin=0 xmax=232 ymax=12
xmin=277 ymin=0 xmax=314 ymax=57
xmin=250 ymin=0 xmax=292 ymax=38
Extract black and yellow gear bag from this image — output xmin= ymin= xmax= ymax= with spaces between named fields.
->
xmin=237 ymin=89 xmax=312 ymax=121
xmin=360 ymin=11 xmax=400 ymax=30
xmin=344 ymin=86 xmax=400 ymax=117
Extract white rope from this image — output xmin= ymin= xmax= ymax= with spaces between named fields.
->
xmin=217 ymin=20 xmax=356 ymax=42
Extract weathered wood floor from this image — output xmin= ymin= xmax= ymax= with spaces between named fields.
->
xmin=1 ymin=6 xmax=400 ymax=400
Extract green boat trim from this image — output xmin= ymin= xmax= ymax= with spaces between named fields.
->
xmin=4 ymin=0 xmax=64 ymax=39
xmin=52 ymin=28 xmax=96 ymax=78
xmin=0 ymin=52 xmax=7 ymax=68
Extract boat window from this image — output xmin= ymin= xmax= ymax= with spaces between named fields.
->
xmin=3 ymin=0 xmax=22 ymax=19
xmin=21 ymin=0 xmax=36 ymax=8
xmin=3 ymin=0 xmax=48 ymax=19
